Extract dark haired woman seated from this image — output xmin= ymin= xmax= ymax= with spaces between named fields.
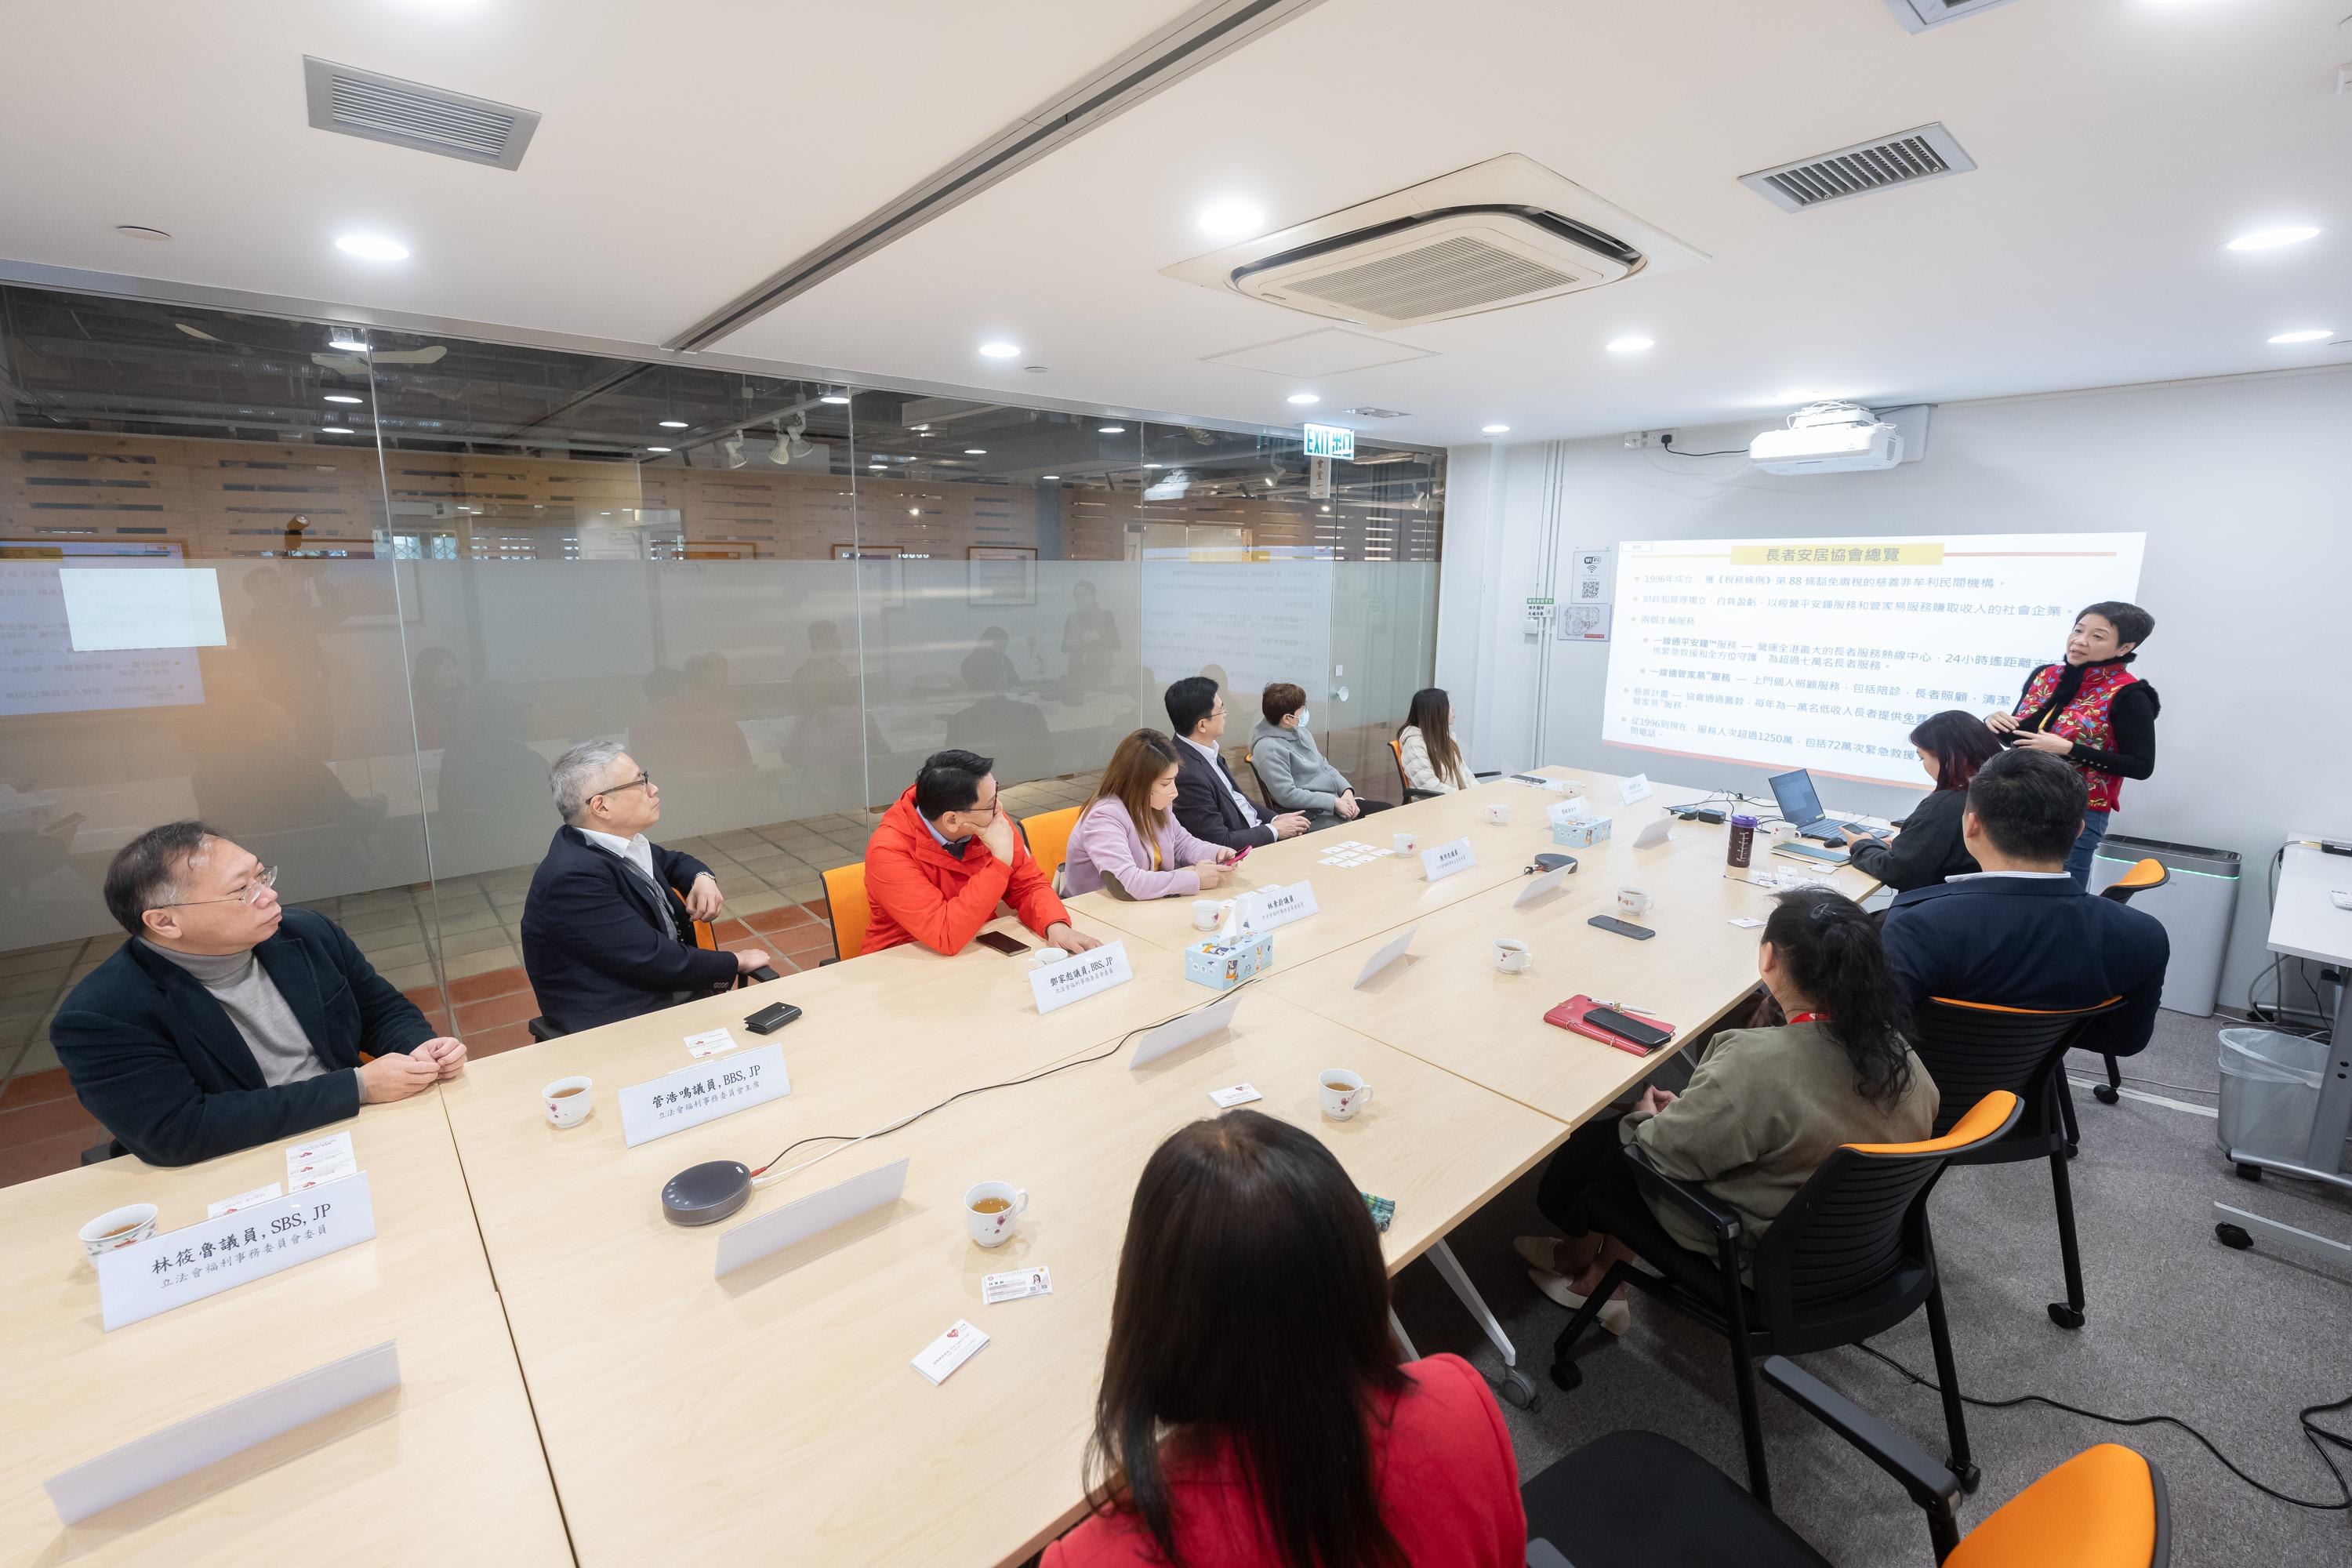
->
xmin=1047 ymin=1110 xmax=1524 ymax=1568
xmin=1838 ymin=708 xmax=2004 ymax=892
xmin=1518 ymin=888 xmax=1939 ymax=1328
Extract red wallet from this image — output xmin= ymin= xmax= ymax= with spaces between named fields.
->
xmin=1544 ymin=994 xmax=1676 ymax=1056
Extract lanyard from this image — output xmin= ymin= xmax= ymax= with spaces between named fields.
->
xmin=1787 ymin=1011 xmax=1829 ymax=1025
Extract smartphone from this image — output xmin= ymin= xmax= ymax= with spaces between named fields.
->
xmin=1585 ymin=1006 xmax=1672 ymax=1049
xmin=1231 ymin=844 xmax=1252 ymax=865
xmin=975 ymin=930 xmax=1032 ymax=956
xmin=1587 ymin=915 xmax=1656 ymax=941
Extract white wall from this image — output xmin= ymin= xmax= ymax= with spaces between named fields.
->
xmin=1436 ymin=364 xmax=2352 ymax=1010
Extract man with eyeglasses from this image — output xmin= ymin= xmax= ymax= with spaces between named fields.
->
xmin=521 ymin=739 xmax=773 ymax=1033
xmin=864 ymin=748 xmax=1103 ymax=957
xmin=52 ymin=822 xmax=467 ymax=1167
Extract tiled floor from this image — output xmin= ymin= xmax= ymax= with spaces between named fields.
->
xmin=0 ymin=773 xmax=1103 ymax=1189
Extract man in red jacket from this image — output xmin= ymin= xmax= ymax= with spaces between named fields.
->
xmin=864 ymin=749 xmax=1105 ymax=957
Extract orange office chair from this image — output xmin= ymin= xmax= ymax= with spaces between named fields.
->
xmin=1021 ymin=805 xmax=1082 ymax=896
xmin=2088 ymin=858 xmax=2170 ymax=1105
xmin=820 ymin=862 xmax=869 ymax=964
xmin=1388 ymin=737 xmax=1440 ymax=804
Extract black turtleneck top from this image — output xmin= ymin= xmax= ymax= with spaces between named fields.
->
xmin=2012 ymin=657 xmax=2158 ymax=781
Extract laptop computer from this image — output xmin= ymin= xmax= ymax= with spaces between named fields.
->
xmin=1768 ymin=768 xmax=1887 ymax=844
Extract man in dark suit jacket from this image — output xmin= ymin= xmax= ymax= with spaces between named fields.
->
xmin=521 ymin=740 xmax=773 ymax=1034
xmin=1163 ymin=676 xmax=1310 ymax=852
xmin=53 ymin=822 xmax=464 ymax=1167
xmin=1882 ymin=749 xmax=2169 ymax=1059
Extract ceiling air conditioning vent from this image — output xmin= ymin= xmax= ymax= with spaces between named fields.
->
xmin=303 ymin=56 xmax=542 ymax=171
xmin=1739 ymin=123 xmax=1975 ymax=213
xmin=1164 ymin=154 xmax=1706 ymax=332
xmin=1884 ymin=0 xmax=2021 ymax=33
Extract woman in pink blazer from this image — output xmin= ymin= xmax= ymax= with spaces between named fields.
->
xmin=1063 ymin=730 xmax=1237 ymax=898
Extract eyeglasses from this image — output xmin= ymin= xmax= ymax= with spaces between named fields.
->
xmin=596 ymin=772 xmax=654 ymax=798
xmin=154 ymin=866 xmax=278 ymax=909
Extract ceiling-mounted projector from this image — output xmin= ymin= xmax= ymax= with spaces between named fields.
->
xmin=1750 ymin=401 xmax=1906 ymax=474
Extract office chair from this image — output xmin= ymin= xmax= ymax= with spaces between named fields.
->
xmin=2089 ymin=858 xmax=2169 ymax=1105
xmin=1523 ymin=1363 xmax=2169 ymax=1566
xmin=1020 ymin=806 xmax=1081 ymax=899
xmin=1907 ymin=996 xmax=2122 ymax=1330
xmin=1549 ymin=1091 xmax=2024 ymax=1504
xmin=820 ymin=862 xmax=869 ymax=964
xmin=81 ymin=1138 xmax=126 ymax=1165
xmin=523 ymin=890 xmax=780 ymax=1037
xmin=1387 ymin=737 xmax=1441 ymax=804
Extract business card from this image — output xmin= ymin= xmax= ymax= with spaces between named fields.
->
xmin=911 ymin=1319 xmax=989 ymax=1385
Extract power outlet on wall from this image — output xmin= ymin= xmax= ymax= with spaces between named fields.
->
xmin=1621 ymin=430 xmax=1674 ymax=449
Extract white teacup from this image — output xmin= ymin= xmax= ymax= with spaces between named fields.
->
xmin=543 ymin=1076 xmax=594 ymax=1128
xmin=1392 ymin=830 xmax=1418 ymax=855
xmin=1617 ymin=886 xmax=1653 ymax=919
xmin=79 ymin=1203 xmax=159 ymax=1262
xmin=1192 ymin=899 xmax=1221 ymax=931
xmin=1484 ymin=802 xmax=1512 ymax=826
xmin=1319 ymin=1069 xmax=1374 ymax=1121
xmin=1494 ymin=937 xmax=1532 ymax=975
xmin=964 ymin=1181 xmax=1029 ymax=1248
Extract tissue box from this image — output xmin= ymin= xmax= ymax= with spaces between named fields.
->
xmin=1185 ymin=930 xmax=1273 ymax=990
xmin=1553 ymin=815 xmax=1614 ymax=848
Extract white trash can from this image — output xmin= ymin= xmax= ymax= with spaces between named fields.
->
xmin=2215 ymin=1028 xmax=2325 ymax=1163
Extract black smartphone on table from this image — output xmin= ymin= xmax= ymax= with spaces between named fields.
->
xmin=975 ymin=930 xmax=1033 ymax=956
xmin=1587 ymin=915 xmax=1655 ymax=941
xmin=1585 ymin=1006 xmax=1672 ymax=1050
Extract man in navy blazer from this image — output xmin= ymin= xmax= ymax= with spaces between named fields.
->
xmin=53 ymin=822 xmax=465 ymax=1167
xmin=521 ymin=740 xmax=772 ymax=1035
xmin=1163 ymin=677 xmax=1310 ymax=852
xmin=1882 ymin=750 xmax=2169 ymax=1059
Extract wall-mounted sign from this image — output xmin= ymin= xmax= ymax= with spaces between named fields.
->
xmin=1302 ymin=423 xmax=1356 ymax=460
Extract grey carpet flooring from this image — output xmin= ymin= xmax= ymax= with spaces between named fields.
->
xmin=1391 ymin=1005 xmax=2352 ymax=1566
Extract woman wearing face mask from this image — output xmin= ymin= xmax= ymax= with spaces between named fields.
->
xmin=1985 ymin=601 xmax=2158 ymax=887
xmin=1248 ymin=682 xmax=1391 ymax=830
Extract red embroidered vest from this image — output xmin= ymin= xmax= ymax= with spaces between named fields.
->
xmin=2016 ymin=661 xmax=2140 ymax=813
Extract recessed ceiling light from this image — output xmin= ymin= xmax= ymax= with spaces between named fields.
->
xmin=2225 ymin=226 xmax=2320 ymax=252
xmin=646 ymin=446 xmax=673 ymax=453
xmin=964 ymin=448 xmax=987 ymax=455
xmin=2267 ymin=328 xmax=2336 ymax=343
xmin=1041 ymin=474 xmax=1060 ymax=481
xmin=1606 ymin=336 xmax=1654 ymax=354
xmin=114 ymin=224 xmax=171 ymax=241
xmin=819 ymin=394 xmax=851 ymax=405
xmin=326 ymin=335 xmax=368 ymax=354
xmin=1143 ymin=463 xmax=1163 ymax=470
xmin=1287 ymin=393 xmax=1319 ymax=405
xmin=321 ymin=426 xmax=354 ymax=435
xmin=1481 ymin=423 xmax=1511 ymax=435
xmin=1098 ymin=424 xmax=1126 ymax=434
xmin=323 ymin=394 xmax=364 ymax=405
xmin=658 ymin=419 xmax=688 ymax=430
xmin=1198 ymin=201 xmax=1266 ymax=238
xmin=908 ymin=507 xmax=920 ymax=516
xmin=335 ymin=234 xmax=410 ymax=262
xmin=978 ymin=342 xmax=1020 ymax=359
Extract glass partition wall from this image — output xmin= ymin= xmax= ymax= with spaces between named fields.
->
xmin=0 ymin=282 xmax=1441 ymax=1184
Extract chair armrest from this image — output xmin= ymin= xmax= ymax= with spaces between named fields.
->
xmin=1760 ymin=1356 xmax=1962 ymax=1522
xmin=747 ymin=965 xmax=782 ymax=984
xmin=1403 ymin=788 xmax=1441 ymax=803
xmin=1621 ymin=1143 xmax=1741 ymax=1243
xmin=1473 ymin=771 xmax=1502 ymax=779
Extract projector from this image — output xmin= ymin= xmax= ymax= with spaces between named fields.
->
xmin=1750 ymin=402 xmax=1904 ymax=475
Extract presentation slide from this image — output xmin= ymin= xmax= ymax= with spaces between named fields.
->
xmin=1599 ymin=532 xmax=2146 ymax=787
xmin=1141 ymin=555 xmax=1332 ymax=704
xmin=0 ymin=546 xmax=215 ymax=717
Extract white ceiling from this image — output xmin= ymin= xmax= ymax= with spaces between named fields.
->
xmin=2 ymin=0 xmax=2347 ymax=448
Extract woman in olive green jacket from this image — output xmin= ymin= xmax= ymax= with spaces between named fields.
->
xmin=1517 ymin=887 xmax=1939 ymax=1331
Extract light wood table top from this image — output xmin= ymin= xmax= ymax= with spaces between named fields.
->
xmin=0 ymin=1093 xmax=571 ymax=1566
xmin=445 ymin=948 xmax=1564 ymax=1566
xmin=1064 ymin=768 xmax=1599 ymax=968
xmin=1263 ymin=785 xmax=1882 ymax=1125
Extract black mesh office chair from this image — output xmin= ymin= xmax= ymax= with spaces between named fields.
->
xmin=2089 ymin=858 xmax=2169 ymax=1105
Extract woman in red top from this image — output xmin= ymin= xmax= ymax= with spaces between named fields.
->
xmin=1046 ymin=1110 xmax=1525 ymax=1568
xmin=1985 ymin=600 xmax=2158 ymax=887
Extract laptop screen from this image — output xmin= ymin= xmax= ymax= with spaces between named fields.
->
xmin=1769 ymin=768 xmax=1824 ymax=826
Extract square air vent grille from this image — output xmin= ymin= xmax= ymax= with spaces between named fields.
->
xmin=1739 ymin=123 xmax=1975 ymax=213
xmin=1286 ymin=235 xmax=1586 ymax=322
xmin=303 ymin=57 xmax=541 ymax=170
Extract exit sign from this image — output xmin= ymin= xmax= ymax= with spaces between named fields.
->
xmin=1302 ymin=423 xmax=1355 ymax=460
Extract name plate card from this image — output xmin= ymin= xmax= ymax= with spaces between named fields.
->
xmin=1617 ymin=774 xmax=1653 ymax=804
xmin=1352 ymin=924 xmax=1420 ymax=989
xmin=714 ymin=1156 xmax=909 ymax=1279
xmin=96 ymin=1174 xmax=377 ymax=1332
xmin=1029 ymin=939 xmax=1134 ymax=1014
xmin=1548 ymin=797 xmax=1595 ymax=825
xmin=45 ymin=1340 xmax=401 ymax=1523
xmin=1421 ymin=838 xmax=1476 ymax=882
xmin=1243 ymin=880 xmax=1319 ymax=931
xmin=620 ymin=1042 xmax=792 ymax=1148
xmin=1130 ymin=989 xmax=1243 ymax=1069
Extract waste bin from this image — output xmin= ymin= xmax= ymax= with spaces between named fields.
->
xmin=2216 ymin=1028 xmax=2325 ymax=1163
xmin=2089 ymin=835 xmax=2238 ymax=1017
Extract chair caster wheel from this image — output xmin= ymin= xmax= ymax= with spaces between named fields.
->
xmin=1948 ymin=1459 xmax=1982 ymax=1494
xmin=1549 ymin=1359 xmax=1583 ymax=1393
xmin=2092 ymin=1085 xmax=2120 ymax=1105
xmin=2216 ymin=1222 xmax=2253 ymax=1251
xmin=1497 ymin=1369 xmax=1540 ymax=1410
xmin=2046 ymin=1303 xmax=2085 ymax=1330
xmin=2234 ymin=1163 xmax=2263 ymax=1182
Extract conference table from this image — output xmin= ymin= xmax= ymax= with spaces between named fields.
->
xmin=0 ymin=1091 xmax=572 ymax=1566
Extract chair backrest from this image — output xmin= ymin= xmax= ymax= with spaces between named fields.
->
xmin=1021 ymin=806 xmax=1081 ymax=893
xmin=1388 ymin=736 xmax=1409 ymax=794
xmin=1751 ymin=1091 xmax=2023 ymax=1347
xmin=2101 ymin=858 xmax=2169 ymax=905
xmin=821 ymin=862 xmax=869 ymax=963
xmin=1910 ymin=997 xmax=2121 ymax=1138
xmin=1243 ymin=753 xmax=1276 ymax=814
xmin=1947 ymin=1443 xmax=2168 ymax=1568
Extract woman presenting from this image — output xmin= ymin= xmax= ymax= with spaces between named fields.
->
xmin=1987 ymin=600 xmax=2157 ymax=887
